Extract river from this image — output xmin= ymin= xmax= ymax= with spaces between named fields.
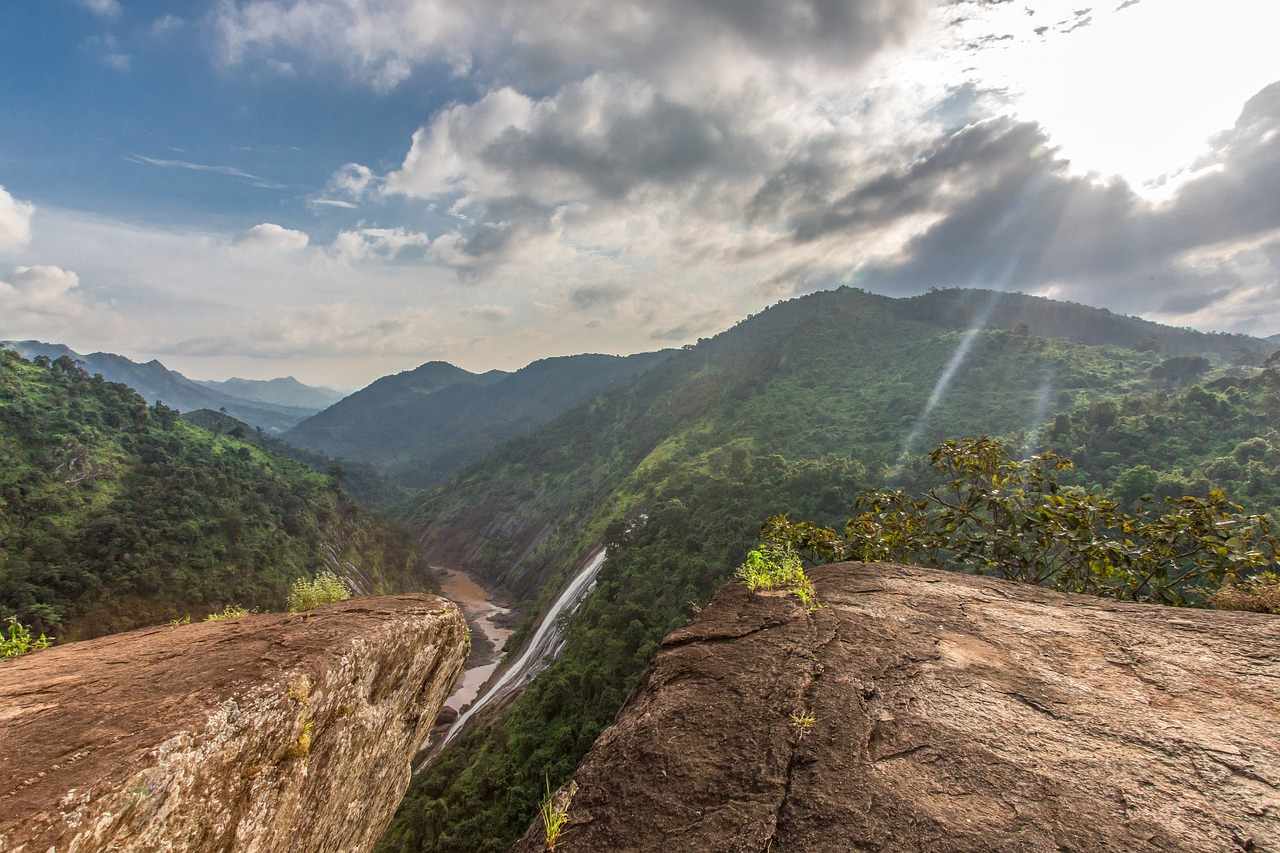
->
xmin=437 ymin=548 xmax=607 ymax=750
xmin=436 ymin=567 xmax=514 ymax=713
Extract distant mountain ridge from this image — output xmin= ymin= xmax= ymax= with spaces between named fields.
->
xmin=195 ymin=375 xmax=346 ymax=410
xmin=0 ymin=341 xmax=318 ymax=432
xmin=286 ymin=352 xmax=670 ymax=487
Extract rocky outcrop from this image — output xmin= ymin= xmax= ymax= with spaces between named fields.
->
xmin=515 ymin=563 xmax=1280 ymax=852
xmin=0 ymin=595 xmax=468 ymax=853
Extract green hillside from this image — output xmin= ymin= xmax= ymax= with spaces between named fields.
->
xmin=382 ymin=287 xmax=1280 ymax=853
xmin=0 ymin=350 xmax=429 ymax=641
xmin=288 ymin=353 xmax=672 ymax=488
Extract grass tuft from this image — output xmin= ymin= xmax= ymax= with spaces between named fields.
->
xmin=538 ymin=774 xmax=572 ymax=850
xmin=1211 ymin=571 xmax=1280 ymax=614
xmin=203 ymin=604 xmax=250 ymax=622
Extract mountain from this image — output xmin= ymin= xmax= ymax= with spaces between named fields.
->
xmin=0 ymin=341 xmax=317 ymax=432
xmin=893 ymin=288 xmax=1271 ymax=359
xmin=286 ymin=353 xmax=671 ymax=487
xmin=0 ymin=350 xmax=430 ymax=641
xmin=195 ymin=375 xmax=346 ymax=410
xmin=182 ymin=408 xmax=414 ymax=510
xmin=384 ymin=286 xmax=1280 ymax=852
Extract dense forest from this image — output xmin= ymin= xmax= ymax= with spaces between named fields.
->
xmin=381 ymin=287 xmax=1280 ymax=852
xmin=0 ymin=350 xmax=428 ymax=641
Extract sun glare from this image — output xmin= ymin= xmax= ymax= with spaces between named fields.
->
xmin=952 ymin=0 xmax=1280 ymax=197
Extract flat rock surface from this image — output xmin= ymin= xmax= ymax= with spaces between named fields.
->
xmin=515 ymin=563 xmax=1279 ymax=852
xmin=0 ymin=594 xmax=467 ymax=852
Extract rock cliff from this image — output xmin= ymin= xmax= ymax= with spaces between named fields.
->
xmin=515 ymin=563 xmax=1279 ymax=852
xmin=0 ymin=595 xmax=467 ymax=853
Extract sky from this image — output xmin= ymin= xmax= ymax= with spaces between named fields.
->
xmin=1 ymin=0 xmax=1278 ymax=388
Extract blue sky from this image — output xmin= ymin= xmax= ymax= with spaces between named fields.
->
xmin=1 ymin=1 xmax=1277 ymax=387
xmin=0 ymin=0 xmax=467 ymax=237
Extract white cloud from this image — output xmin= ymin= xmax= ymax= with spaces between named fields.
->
xmin=126 ymin=154 xmax=285 ymax=190
xmin=149 ymin=15 xmax=184 ymax=37
xmin=80 ymin=0 xmax=122 ymax=17
xmin=462 ymin=304 xmax=512 ymax=322
xmin=103 ymin=52 xmax=131 ymax=72
xmin=326 ymin=162 xmax=378 ymax=201
xmin=308 ymin=198 xmax=359 ymax=210
xmin=0 ymin=265 xmax=124 ymax=344
xmin=236 ymin=222 xmax=311 ymax=252
xmin=331 ymin=227 xmax=429 ymax=263
xmin=0 ymin=186 xmax=35 ymax=252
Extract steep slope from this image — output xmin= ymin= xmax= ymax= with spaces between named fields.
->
xmin=0 ymin=594 xmax=468 ymax=853
xmin=1 ymin=340 xmax=315 ymax=431
xmin=182 ymin=408 xmax=413 ymax=510
xmin=196 ymin=375 xmax=346 ymax=410
xmin=384 ymin=287 xmax=1280 ymax=852
xmin=287 ymin=352 xmax=670 ymax=487
xmin=513 ymin=563 xmax=1280 ymax=852
xmin=0 ymin=351 xmax=429 ymax=640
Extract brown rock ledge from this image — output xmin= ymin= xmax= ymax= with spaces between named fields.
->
xmin=0 ymin=594 xmax=467 ymax=853
xmin=515 ymin=562 xmax=1279 ymax=852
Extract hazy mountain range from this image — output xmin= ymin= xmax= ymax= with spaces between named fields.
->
xmin=0 ymin=340 xmax=338 ymax=432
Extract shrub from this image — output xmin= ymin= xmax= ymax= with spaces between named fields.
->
xmin=765 ymin=438 xmax=1279 ymax=607
xmin=287 ymin=570 xmax=351 ymax=613
xmin=1 ymin=616 xmax=52 ymax=659
xmin=736 ymin=541 xmax=817 ymax=608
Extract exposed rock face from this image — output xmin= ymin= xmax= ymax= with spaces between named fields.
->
xmin=515 ymin=563 xmax=1280 ymax=852
xmin=0 ymin=595 xmax=468 ymax=853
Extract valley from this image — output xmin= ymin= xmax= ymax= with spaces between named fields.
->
xmin=4 ymin=288 xmax=1280 ymax=853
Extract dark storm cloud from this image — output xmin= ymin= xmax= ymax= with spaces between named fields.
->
xmin=569 ymin=284 xmax=632 ymax=311
xmin=480 ymin=94 xmax=759 ymax=201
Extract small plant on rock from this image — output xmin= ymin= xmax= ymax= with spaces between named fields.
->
xmin=789 ymin=709 xmax=817 ymax=737
xmin=203 ymin=604 xmax=250 ymax=622
xmin=538 ymin=774 xmax=572 ymax=851
xmin=736 ymin=541 xmax=817 ymax=608
xmin=1 ymin=616 xmax=52 ymax=659
xmin=288 ymin=570 xmax=351 ymax=612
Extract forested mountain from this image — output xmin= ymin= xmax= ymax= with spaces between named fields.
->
xmin=286 ymin=352 xmax=671 ymax=487
xmin=0 ymin=341 xmax=317 ymax=431
xmin=195 ymin=375 xmax=346 ymax=410
xmin=0 ymin=351 xmax=429 ymax=642
xmin=182 ymin=408 xmax=414 ymax=511
xmin=382 ymin=286 xmax=1280 ymax=852
xmin=895 ymin=289 xmax=1271 ymax=360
